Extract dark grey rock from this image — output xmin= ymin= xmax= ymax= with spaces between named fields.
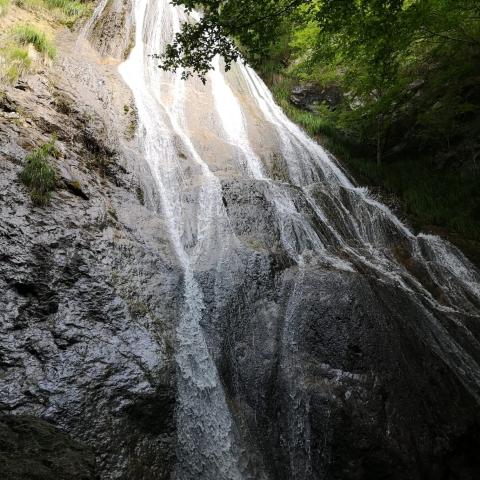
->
xmin=0 ymin=414 xmax=96 ymax=480
xmin=290 ymin=84 xmax=343 ymax=112
xmin=0 ymin=57 xmax=180 ymax=479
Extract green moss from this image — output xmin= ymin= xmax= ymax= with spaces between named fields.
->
xmin=13 ymin=24 xmax=56 ymax=58
xmin=108 ymin=208 xmax=118 ymax=221
xmin=19 ymin=138 xmax=58 ymax=206
xmin=135 ymin=186 xmax=145 ymax=205
xmin=125 ymin=105 xmax=138 ymax=139
xmin=128 ymin=301 xmax=150 ymax=318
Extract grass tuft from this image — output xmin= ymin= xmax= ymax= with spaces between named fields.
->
xmin=42 ymin=0 xmax=87 ymax=18
xmin=13 ymin=24 xmax=56 ymax=58
xmin=14 ymin=0 xmax=90 ymax=24
xmin=0 ymin=0 xmax=89 ymax=81
xmin=2 ymin=46 xmax=32 ymax=82
xmin=19 ymin=138 xmax=58 ymax=206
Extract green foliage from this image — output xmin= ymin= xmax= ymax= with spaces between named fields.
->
xmin=275 ymin=79 xmax=480 ymax=242
xmin=271 ymin=79 xmax=337 ymax=137
xmin=20 ymin=138 xmax=58 ymax=206
xmin=41 ymin=0 xmax=87 ymax=17
xmin=160 ymin=0 xmax=305 ymax=82
xmin=13 ymin=24 xmax=56 ymax=58
xmin=13 ymin=0 xmax=88 ymax=19
xmin=167 ymin=0 xmax=480 ymax=157
xmin=344 ymin=156 xmax=480 ymax=242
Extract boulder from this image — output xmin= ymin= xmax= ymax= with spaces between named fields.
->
xmin=290 ymin=84 xmax=343 ymax=111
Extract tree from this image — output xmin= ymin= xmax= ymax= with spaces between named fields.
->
xmin=159 ymin=0 xmax=306 ymax=82
xmin=161 ymin=0 xmax=480 ymax=164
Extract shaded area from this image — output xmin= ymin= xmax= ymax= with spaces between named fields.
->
xmin=0 ymin=414 xmax=96 ymax=480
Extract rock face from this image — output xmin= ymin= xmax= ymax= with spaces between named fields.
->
xmin=290 ymin=84 xmax=343 ymax=112
xmin=0 ymin=414 xmax=96 ymax=480
xmin=0 ymin=2 xmax=480 ymax=480
xmin=0 ymin=21 xmax=180 ymax=480
xmin=211 ymin=180 xmax=480 ymax=480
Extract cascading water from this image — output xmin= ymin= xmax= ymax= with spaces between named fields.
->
xmin=107 ymin=0 xmax=480 ymax=477
xmin=119 ymin=1 xmax=245 ymax=478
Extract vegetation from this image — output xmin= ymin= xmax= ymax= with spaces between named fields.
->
xmin=14 ymin=0 xmax=90 ymax=23
xmin=42 ymin=0 xmax=88 ymax=17
xmin=13 ymin=24 xmax=56 ymax=58
xmin=0 ymin=22 xmax=56 ymax=82
xmin=0 ymin=0 xmax=91 ymax=81
xmin=270 ymin=80 xmax=480 ymax=244
xmin=162 ymin=0 xmax=480 ymax=259
xmin=20 ymin=138 xmax=58 ymax=206
xmin=1 ymin=46 xmax=32 ymax=82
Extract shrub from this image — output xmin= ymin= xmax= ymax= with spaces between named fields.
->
xmin=20 ymin=138 xmax=58 ymax=206
xmin=14 ymin=0 xmax=90 ymax=23
xmin=13 ymin=24 xmax=56 ymax=58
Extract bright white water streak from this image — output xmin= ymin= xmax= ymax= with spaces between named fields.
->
xmin=109 ymin=0 xmax=480 ymax=476
xmin=210 ymin=55 xmax=349 ymax=268
xmin=119 ymin=1 xmax=243 ymax=478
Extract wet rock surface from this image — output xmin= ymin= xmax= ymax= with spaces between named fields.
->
xmin=88 ymin=0 xmax=134 ymax=59
xmin=0 ymin=414 xmax=96 ymax=480
xmin=199 ymin=205 xmax=480 ymax=480
xmin=0 ymin=27 xmax=180 ymax=480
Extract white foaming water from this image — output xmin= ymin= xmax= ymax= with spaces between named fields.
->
xmin=210 ymin=56 xmax=355 ymax=270
xmin=210 ymin=56 xmax=265 ymax=180
xmin=119 ymin=1 xmax=243 ymax=478
xmin=236 ymin=63 xmax=480 ymax=312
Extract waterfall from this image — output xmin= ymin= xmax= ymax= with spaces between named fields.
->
xmin=119 ymin=1 xmax=243 ymax=478
xmin=110 ymin=0 xmax=480 ymax=477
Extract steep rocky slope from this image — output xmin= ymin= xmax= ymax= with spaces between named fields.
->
xmin=1 ymin=4 xmax=180 ymax=478
xmin=0 ymin=2 xmax=480 ymax=480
